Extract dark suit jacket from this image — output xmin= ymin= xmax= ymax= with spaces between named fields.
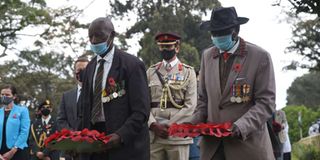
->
xmin=57 ymin=88 xmax=78 ymax=130
xmin=78 ymin=48 xmax=150 ymax=160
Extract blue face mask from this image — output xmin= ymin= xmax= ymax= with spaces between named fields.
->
xmin=90 ymin=42 xmax=109 ymax=55
xmin=211 ymin=34 xmax=235 ymax=51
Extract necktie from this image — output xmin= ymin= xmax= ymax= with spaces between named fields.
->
xmin=91 ymin=59 xmax=105 ymax=124
xmin=222 ymin=52 xmax=231 ymax=61
xmin=165 ymin=63 xmax=172 ymax=72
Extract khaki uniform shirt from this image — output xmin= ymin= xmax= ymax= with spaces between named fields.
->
xmin=147 ymin=58 xmax=197 ymax=145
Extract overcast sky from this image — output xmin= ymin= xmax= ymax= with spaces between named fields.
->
xmin=9 ymin=0 xmax=310 ymax=109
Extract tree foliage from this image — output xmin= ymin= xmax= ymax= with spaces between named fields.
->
xmin=279 ymin=0 xmax=320 ymax=70
xmin=109 ymin=0 xmax=221 ymax=70
xmin=287 ymin=0 xmax=320 ymax=16
xmin=0 ymin=50 xmax=75 ymax=110
xmin=286 ymin=71 xmax=320 ymax=109
xmin=283 ymin=105 xmax=320 ymax=143
xmin=0 ymin=0 xmax=89 ymax=56
xmin=0 ymin=0 xmax=90 ymax=112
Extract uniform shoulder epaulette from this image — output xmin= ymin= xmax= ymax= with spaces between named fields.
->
xmin=149 ymin=62 xmax=162 ymax=68
xmin=182 ymin=63 xmax=193 ymax=69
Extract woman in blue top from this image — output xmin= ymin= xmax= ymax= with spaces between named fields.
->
xmin=0 ymin=84 xmax=30 ymax=160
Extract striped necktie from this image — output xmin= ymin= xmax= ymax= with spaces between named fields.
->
xmin=91 ymin=59 xmax=105 ymax=124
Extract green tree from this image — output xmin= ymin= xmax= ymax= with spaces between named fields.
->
xmin=0 ymin=50 xmax=75 ymax=111
xmin=283 ymin=105 xmax=320 ymax=143
xmin=0 ymin=0 xmax=91 ymax=114
xmin=286 ymin=71 xmax=320 ymax=109
xmin=278 ymin=0 xmax=320 ymax=70
xmin=109 ymin=0 xmax=221 ymax=70
xmin=0 ymin=0 xmax=88 ymax=56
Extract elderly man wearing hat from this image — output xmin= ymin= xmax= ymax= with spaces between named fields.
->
xmin=189 ymin=7 xmax=276 ymax=160
xmin=147 ymin=32 xmax=197 ymax=160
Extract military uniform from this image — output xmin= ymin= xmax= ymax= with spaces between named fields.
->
xmin=29 ymin=101 xmax=59 ymax=160
xmin=147 ymin=32 xmax=197 ymax=160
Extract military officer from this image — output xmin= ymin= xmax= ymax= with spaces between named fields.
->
xmin=30 ymin=100 xmax=59 ymax=160
xmin=147 ymin=32 xmax=197 ymax=160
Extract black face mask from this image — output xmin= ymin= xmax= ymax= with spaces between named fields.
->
xmin=0 ymin=96 xmax=13 ymax=105
xmin=160 ymin=50 xmax=176 ymax=61
xmin=41 ymin=108 xmax=51 ymax=116
xmin=76 ymin=69 xmax=85 ymax=82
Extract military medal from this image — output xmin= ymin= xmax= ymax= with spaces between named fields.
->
xmin=102 ymin=97 xmax=107 ymax=103
xmin=113 ymin=92 xmax=118 ymax=98
xmin=230 ymin=84 xmax=236 ymax=103
xmin=105 ymin=96 xmax=111 ymax=102
xmin=235 ymin=96 xmax=242 ymax=103
xmin=121 ymin=89 xmax=126 ymax=95
xmin=242 ymin=84 xmax=250 ymax=102
xmin=235 ymin=84 xmax=242 ymax=103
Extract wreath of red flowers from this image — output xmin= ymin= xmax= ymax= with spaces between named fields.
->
xmin=45 ymin=128 xmax=111 ymax=153
xmin=168 ymin=122 xmax=232 ymax=138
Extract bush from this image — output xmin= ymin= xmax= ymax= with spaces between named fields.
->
xmin=292 ymin=142 xmax=320 ymax=160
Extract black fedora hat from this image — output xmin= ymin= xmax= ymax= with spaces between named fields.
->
xmin=200 ymin=7 xmax=249 ymax=31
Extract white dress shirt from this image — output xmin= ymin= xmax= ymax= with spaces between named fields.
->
xmin=163 ymin=57 xmax=179 ymax=68
xmin=93 ymin=46 xmax=115 ymax=91
xmin=77 ymin=84 xmax=81 ymax=102
xmin=42 ymin=115 xmax=51 ymax=125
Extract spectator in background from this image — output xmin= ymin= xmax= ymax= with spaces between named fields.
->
xmin=57 ymin=56 xmax=89 ymax=131
xmin=0 ymin=84 xmax=30 ymax=160
xmin=57 ymin=56 xmax=89 ymax=160
xmin=282 ymin=121 xmax=291 ymax=160
xmin=273 ymin=110 xmax=289 ymax=160
xmin=30 ymin=100 xmax=59 ymax=160
xmin=308 ymin=121 xmax=320 ymax=136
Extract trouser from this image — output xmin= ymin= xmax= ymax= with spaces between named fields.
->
xmin=211 ymin=142 xmax=225 ymax=160
xmin=283 ymin=152 xmax=291 ymax=160
xmin=151 ymin=143 xmax=189 ymax=160
xmin=189 ymin=137 xmax=200 ymax=160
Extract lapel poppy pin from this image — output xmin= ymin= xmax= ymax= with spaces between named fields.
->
xmin=12 ymin=114 xmax=17 ymax=119
xmin=108 ymin=77 xmax=116 ymax=87
xmin=233 ymin=63 xmax=242 ymax=73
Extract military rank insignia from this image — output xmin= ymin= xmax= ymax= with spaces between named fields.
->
xmin=102 ymin=78 xmax=126 ymax=103
xmin=167 ymin=73 xmax=185 ymax=84
xmin=230 ymin=79 xmax=251 ymax=103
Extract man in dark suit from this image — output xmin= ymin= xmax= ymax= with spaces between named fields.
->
xmin=57 ymin=57 xmax=89 ymax=160
xmin=77 ymin=17 xmax=150 ymax=160
xmin=57 ymin=57 xmax=89 ymax=131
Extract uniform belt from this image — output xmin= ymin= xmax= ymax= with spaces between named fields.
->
xmin=150 ymin=101 xmax=184 ymax=108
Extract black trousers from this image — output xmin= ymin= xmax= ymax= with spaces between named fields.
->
xmin=0 ymin=147 xmax=29 ymax=160
xmin=211 ymin=142 xmax=225 ymax=160
xmin=283 ymin=152 xmax=291 ymax=160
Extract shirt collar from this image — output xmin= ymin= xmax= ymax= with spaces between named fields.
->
xmin=96 ymin=46 xmax=115 ymax=63
xmin=42 ymin=115 xmax=51 ymax=124
xmin=77 ymin=84 xmax=82 ymax=92
xmin=219 ymin=38 xmax=240 ymax=54
xmin=163 ymin=57 xmax=179 ymax=67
